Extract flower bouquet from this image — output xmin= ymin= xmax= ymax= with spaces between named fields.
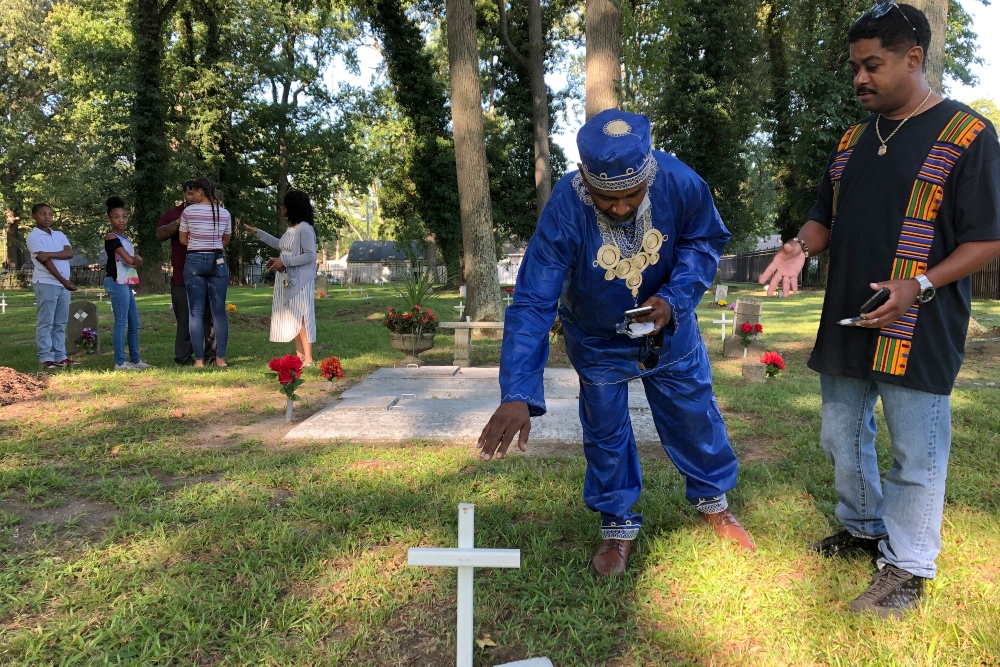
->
xmin=383 ymin=305 xmax=439 ymax=335
xmin=268 ymin=354 xmax=304 ymax=422
xmin=226 ymin=303 xmax=237 ymax=311
xmin=760 ymin=351 xmax=785 ymax=378
xmin=739 ymin=322 xmax=763 ymax=348
xmin=319 ymin=356 xmax=344 ymax=390
xmin=75 ymin=327 xmax=98 ymax=354
xmin=716 ymin=299 xmax=728 ymax=307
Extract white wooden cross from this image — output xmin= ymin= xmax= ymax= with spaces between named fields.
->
xmin=712 ymin=313 xmax=733 ymax=341
xmin=348 ymin=285 xmax=353 ymax=295
xmin=0 ymin=293 xmax=6 ymax=314
xmin=454 ymin=301 xmax=465 ymax=320
xmin=504 ymin=292 xmax=513 ymax=306
xmin=408 ymin=504 xmax=520 ymax=667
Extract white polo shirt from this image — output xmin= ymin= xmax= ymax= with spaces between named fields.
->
xmin=26 ymin=227 xmax=72 ymax=286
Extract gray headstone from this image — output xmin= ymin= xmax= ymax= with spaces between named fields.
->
xmin=714 ymin=284 xmax=729 ymax=303
xmin=723 ymin=297 xmax=764 ymax=358
xmin=742 ymin=362 xmax=767 ymax=383
xmin=66 ymin=300 xmax=100 ymax=355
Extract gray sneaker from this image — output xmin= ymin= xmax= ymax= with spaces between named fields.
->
xmin=131 ymin=360 xmax=154 ymax=370
xmin=115 ymin=362 xmax=136 ymax=371
xmin=848 ymin=564 xmax=926 ymax=619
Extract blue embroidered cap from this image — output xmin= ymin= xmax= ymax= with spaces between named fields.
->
xmin=577 ymin=109 xmax=654 ymax=191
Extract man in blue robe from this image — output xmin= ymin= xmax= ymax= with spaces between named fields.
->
xmin=477 ymin=109 xmax=754 ymax=577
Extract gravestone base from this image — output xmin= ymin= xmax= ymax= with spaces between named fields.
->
xmin=66 ymin=301 xmax=100 ymax=355
xmin=742 ymin=362 xmax=767 ymax=383
xmin=723 ymin=337 xmax=765 ymax=359
xmin=496 ymin=659 xmax=554 ymax=667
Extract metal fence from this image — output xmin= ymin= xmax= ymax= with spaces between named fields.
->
xmin=972 ymin=255 xmax=1000 ymax=299
xmin=717 ymin=248 xmax=825 ymax=289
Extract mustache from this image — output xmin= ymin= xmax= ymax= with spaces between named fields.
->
xmin=856 ymin=86 xmax=876 ymax=96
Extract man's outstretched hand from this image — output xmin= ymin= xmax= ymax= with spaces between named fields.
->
xmin=478 ymin=401 xmax=531 ymax=461
xmin=759 ymin=241 xmax=806 ymax=297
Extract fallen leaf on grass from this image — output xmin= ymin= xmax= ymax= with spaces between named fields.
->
xmin=110 ymin=446 xmax=122 ymax=456
xmin=476 ymin=633 xmax=497 ymax=649
xmin=172 ymin=409 xmax=184 ymax=418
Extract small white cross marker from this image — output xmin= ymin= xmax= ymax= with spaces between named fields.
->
xmin=408 ymin=504 xmax=520 ymax=667
xmin=713 ymin=313 xmax=733 ymax=341
xmin=454 ymin=301 xmax=465 ymax=320
xmin=0 ymin=293 xmax=6 ymax=314
xmin=504 ymin=292 xmax=513 ymax=306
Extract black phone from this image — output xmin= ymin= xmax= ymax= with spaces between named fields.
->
xmin=860 ymin=288 xmax=890 ymax=314
xmin=625 ymin=306 xmax=653 ymax=319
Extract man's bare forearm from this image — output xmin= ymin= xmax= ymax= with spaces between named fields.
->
xmin=794 ymin=220 xmax=832 ymax=256
xmin=156 ymin=220 xmax=180 ymax=241
xmin=924 ymin=240 xmax=1000 ymax=289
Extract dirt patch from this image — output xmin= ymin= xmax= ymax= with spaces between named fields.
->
xmin=348 ymin=460 xmax=408 ymax=471
xmin=226 ymin=312 xmax=271 ymax=329
xmin=0 ymin=495 xmax=118 ymax=550
xmin=0 ymin=367 xmax=48 ymax=407
xmin=732 ymin=435 xmax=782 ymax=463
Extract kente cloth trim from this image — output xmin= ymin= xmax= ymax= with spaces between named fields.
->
xmin=872 ymin=111 xmax=986 ymax=377
xmin=695 ymin=494 xmax=728 ymax=514
xmin=828 ymin=122 xmax=870 ymax=231
xmin=580 ymin=153 xmax=657 ymax=192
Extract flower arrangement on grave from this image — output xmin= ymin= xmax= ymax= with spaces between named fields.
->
xmin=504 ymin=287 xmax=514 ymax=294
xmin=268 ymin=354 xmax=304 ymax=422
xmin=227 ymin=303 xmax=237 ymax=311
xmin=760 ymin=351 xmax=785 ymax=378
xmin=716 ymin=299 xmax=728 ymax=307
xmin=75 ymin=327 xmax=98 ymax=354
xmin=383 ymin=305 xmax=439 ymax=335
xmin=319 ymin=356 xmax=344 ymax=390
xmin=728 ymin=302 xmax=737 ymax=311
xmin=739 ymin=322 xmax=764 ymax=347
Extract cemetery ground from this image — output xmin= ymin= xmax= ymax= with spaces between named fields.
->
xmin=0 ymin=285 xmax=998 ymax=667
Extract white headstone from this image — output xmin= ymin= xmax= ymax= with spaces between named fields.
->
xmin=459 ymin=285 xmax=467 ymax=298
xmin=715 ymin=284 xmax=729 ymax=303
xmin=408 ymin=504 xmax=521 ymax=667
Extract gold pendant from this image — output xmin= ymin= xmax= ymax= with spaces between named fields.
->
xmin=878 ymin=144 xmax=887 ymax=156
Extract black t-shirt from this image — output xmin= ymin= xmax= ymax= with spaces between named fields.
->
xmin=808 ymin=99 xmax=1000 ymax=395
xmin=105 ymin=237 xmax=123 ymax=281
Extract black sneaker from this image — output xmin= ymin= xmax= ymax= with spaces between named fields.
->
xmin=811 ymin=530 xmax=884 ymax=561
xmin=848 ymin=564 xmax=925 ymax=619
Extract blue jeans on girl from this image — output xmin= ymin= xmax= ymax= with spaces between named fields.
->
xmin=183 ymin=251 xmax=229 ymax=360
xmin=103 ymin=277 xmax=140 ymax=366
xmin=820 ymin=374 xmax=952 ymax=579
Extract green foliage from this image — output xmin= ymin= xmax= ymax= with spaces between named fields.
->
xmin=968 ymin=98 xmax=1000 ymax=127
xmin=623 ymin=0 xmax=772 ymax=250
xmin=945 ymin=0 xmax=985 ymax=89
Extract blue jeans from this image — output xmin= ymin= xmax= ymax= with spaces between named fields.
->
xmin=33 ymin=282 xmax=71 ymax=363
xmin=103 ymin=277 xmax=140 ymax=365
xmin=820 ymin=374 xmax=951 ymax=578
xmin=183 ymin=252 xmax=229 ymax=360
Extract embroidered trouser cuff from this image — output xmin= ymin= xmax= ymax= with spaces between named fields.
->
xmin=694 ymin=494 xmax=728 ymax=514
xmin=601 ymin=515 xmax=641 ymax=540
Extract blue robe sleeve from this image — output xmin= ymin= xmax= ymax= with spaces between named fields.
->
xmin=499 ymin=187 xmax=581 ymax=417
xmin=655 ymin=175 xmax=730 ymax=323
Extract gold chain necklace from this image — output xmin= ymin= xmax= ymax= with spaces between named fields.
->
xmin=875 ymin=89 xmax=933 ymax=156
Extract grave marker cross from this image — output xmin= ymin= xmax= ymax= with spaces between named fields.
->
xmin=0 ymin=293 xmax=6 ymax=314
xmin=408 ymin=504 xmax=520 ymax=667
xmin=712 ymin=313 xmax=732 ymax=341
xmin=454 ymin=301 xmax=465 ymax=320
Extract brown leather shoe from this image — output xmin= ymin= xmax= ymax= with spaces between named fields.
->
xmin=700 ymin=509 xmax=756 ymax=551
xmin=590 ymin=538 xmax=633 ymax=577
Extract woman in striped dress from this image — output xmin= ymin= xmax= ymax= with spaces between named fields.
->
xmin=244 ymin=190 xmax=318 ymax=365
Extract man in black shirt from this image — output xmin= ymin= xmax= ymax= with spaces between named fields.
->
xmin=761 ymin=3 xmax=1000 ymax=619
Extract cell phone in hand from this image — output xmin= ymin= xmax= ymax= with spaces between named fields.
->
xmin=625 ymin=305 xmax=654 ymax=319
xmin=860 ymin=288 xmax=890 ymax=314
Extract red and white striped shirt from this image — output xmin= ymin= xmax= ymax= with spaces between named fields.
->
xmin=180 ymin=204 xmax=232 ymax=251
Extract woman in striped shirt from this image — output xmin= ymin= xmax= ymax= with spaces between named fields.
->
xmin=179 ymin=177 xmax=232 ymax=368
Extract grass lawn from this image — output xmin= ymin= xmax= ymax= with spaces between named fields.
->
xmin=1 ymin=283 xmax=998 ymax=666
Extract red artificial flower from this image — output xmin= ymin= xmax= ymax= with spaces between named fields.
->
xmin=740 ymin=322 xmax=753 ymax=333
xmin=504 ymin=287 xmax=514 ymax=293
xmin=277 ymin=368 xmax=292 ymax=384
xmin=754 ymin=323 xmax=764 ymax=334
xmin=414 ymin=305 xmax=421 ymax=311
xmin=320 ymin=356 xmax=344 ymax=380
xmin=268 ymin=358 xmax=282 ymax=372
xmin=760 ymin=351 xmax=785 ymax=370
xmin=403 ymin=313 xmax=412 ymax=319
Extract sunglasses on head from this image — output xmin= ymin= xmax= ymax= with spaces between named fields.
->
xmin=863 ymin=0 xmax=919 ymax=37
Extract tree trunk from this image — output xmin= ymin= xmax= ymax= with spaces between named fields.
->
xmin=129 ymin=0 xmax=179 ymax=293
xmin=446 ymin=0 xmax=504 ymax=321
xmin=585 ymin=0 xmax=622 ymax=120
xmin=908 ymin=0 xmax=948 ymax=93
xmin=425 ymin=232 xmax=440 ymax=283
xmin=498 ymin=0 xmax=552 ymax=215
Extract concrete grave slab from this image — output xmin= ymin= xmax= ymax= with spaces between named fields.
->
xmin=371 ymin=366 xmax=460 ymax=378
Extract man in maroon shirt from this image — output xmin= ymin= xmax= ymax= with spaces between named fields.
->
xmin=157 ymin=182 xmax=216 ymax=365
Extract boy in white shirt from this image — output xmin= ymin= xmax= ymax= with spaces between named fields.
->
xmin=25 ymin=203 xmax=77 ymax=369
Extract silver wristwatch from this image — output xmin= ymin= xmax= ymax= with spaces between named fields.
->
xmin=914 ymin=274 xmax=935 ymax=303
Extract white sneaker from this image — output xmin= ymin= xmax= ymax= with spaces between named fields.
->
xmin=131 ymin=360 xmax=154 ymax=370
xmin=115 ymin=362 xmax=136 ymax=371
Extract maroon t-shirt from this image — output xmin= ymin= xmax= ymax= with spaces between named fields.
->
xmin=158 ymin=204 xmax=186 ymax=286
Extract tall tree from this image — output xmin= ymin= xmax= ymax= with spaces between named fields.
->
xmin=497 ymin=0 xmax=552 ymax=215
xmin=130 ymin=0 xmax=182 ymax=291
xmin=446 ymin=0 xmax=503 ymax=319
xmin=585 ymin=0 xmax=621 ymax=119
xmin=908 ymin=0 xmax=948 ymax=92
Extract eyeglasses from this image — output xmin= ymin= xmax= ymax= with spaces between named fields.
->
xmin=863 ymin=0 xmax=918 ymax=37
xmin=638 ymin=330 xmax=664 ymax=371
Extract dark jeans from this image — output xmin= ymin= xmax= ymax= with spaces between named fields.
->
xmin=171 ymin=284 xmax=216 ymax=364
xmin=183 ymin=251 xmax=229 ymax=360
